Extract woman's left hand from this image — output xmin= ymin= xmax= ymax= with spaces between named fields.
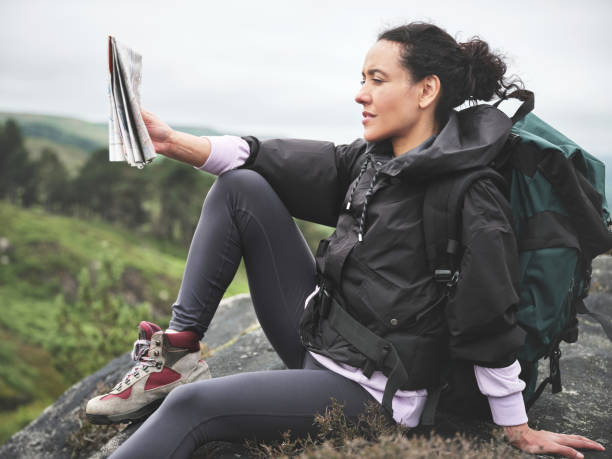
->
xmin=504 ymin=423 xmax=605 ymax=458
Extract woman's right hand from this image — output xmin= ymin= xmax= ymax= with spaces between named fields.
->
xmin=140 ymin=108 xmax=211 ymax=167
xmin=141 ymin=108 xmax=175 ymax=156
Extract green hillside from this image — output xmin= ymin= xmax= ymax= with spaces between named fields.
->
xmin=0 ymin=112 xmax=108 ymax=147
xmin=0 ymin=202 xmax=248 ymax=444
xmin=0 ymin=111 xmax=225 ymax=175
xmin=23 ymin=137 xmax=93 ymax=174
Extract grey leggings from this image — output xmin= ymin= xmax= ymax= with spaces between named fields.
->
xmin=110 ymin=169 xmax=377 ymax=459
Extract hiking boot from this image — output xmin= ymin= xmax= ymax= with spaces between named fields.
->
xmin=86 ymin=321 xmax=211 ymax=424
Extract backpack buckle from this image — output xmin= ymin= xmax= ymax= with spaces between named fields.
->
xmin=434 ymin=269 xmax=459 ymax=287
xmin=317 ymin=280 xmax=333 ymax=320
xmin=550 ymin=346 xmax=562 ymax=394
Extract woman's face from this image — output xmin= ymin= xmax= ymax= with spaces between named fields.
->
xmin=355 ymin=40 xmax=422 ymax=144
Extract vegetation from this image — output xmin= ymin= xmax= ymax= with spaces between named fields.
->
xmin=50 ymin=255 xmax=154 ymax=382
xmin=0 ymin=112 xmax=108 ymax=153
xmin=66 ymin=397 xmax=526 ymax=458
xmin=66 ymin=381 xmax=129 ymax=458
xmin=0 ymin=116 xmax=331 ymax=445
xmin=0 ymin=111 xmax=225 ymax=175
xmin=0 ymin=202 xmax=244 ymax=445
xmin=0 ymin=118 xmax=211 ymax=245
xmin=247 ymin=399 xmax=528 ymax=458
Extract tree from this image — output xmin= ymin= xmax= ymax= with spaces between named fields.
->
xmin=152 ymin=160 xmax=213 ymax=244
xmin=0 ymin=120 xmax=38 ymax=206
xmin=34 ymin=148 xmax=70 ymax=212
xmin=70 ymin=148 xmax=150 ymax=227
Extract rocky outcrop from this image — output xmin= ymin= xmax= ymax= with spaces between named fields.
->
xmin=2 ymin=257 xmax=612 ymax=458
xmin=0 ymin=294 xmax=283 ymax=459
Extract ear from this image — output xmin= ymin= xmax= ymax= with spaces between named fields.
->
xmin=418 ymin=75 xmax=441 ymax=110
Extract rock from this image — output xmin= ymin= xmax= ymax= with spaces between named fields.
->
xmin=0 ymin=236 xmax=12 ymax=252
xmin=2 ymin=258 xmax=612 ymax=459
xmin=0 ymin=236 xmax=13 ymax=265
xmin=0 ymin=350 xmax=133 ymax=459
xmin=0 ymin=294 xmax=283 ymax=459
xmin=527 ymin=257 xmax=612 ymax=455
xmin=429 ymin=256 xmax=612 ymax=457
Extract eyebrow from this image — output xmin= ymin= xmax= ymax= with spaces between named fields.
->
xmin=361 ymin=68 xmax=389 ymax=78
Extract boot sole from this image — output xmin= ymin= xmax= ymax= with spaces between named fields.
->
xmin=86 ymin=398 xmax=164 ymax=425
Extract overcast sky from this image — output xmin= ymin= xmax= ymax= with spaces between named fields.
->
xmin=1 ymin=0 xmax=611 ymax=156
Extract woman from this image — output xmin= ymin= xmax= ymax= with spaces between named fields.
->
xmin=90 ymin=23 xmax=605 ymax=458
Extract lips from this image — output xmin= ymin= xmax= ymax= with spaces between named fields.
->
xmin=362 ymin=111 xmax=376 ymax=125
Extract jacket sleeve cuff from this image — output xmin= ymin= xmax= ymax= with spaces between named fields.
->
xmin=474 ymin=361 xmax=527 ymax=426
xmin=487 ymin=391 xmax=528 ymax=426
xmin=239 ymin=135 xmax=260 ymax=168
xmin=193 ymin=135 xmax=249 ymax=175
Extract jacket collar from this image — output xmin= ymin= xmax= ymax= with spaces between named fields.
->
xmin=366 ymin=104 xmax=513 ymax=181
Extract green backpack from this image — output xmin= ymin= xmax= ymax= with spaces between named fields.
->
xmin=422 ymin=90 xmax=612 ymax=422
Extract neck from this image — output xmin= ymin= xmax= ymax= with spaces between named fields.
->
xmin=391 ymin=117 xmax=439 ymax=157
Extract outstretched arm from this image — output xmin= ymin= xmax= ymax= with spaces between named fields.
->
xmin=139 ymin=107 xmax=368 ymax=226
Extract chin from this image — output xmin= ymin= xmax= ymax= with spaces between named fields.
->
xmin=363 ymin=130 xmax=389 ymax=143
xmin=363 ymin=129 xmax=379 ymax=142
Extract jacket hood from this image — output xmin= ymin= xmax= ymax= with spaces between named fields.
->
xmin=371 ymin=104 xmax=513 ymax=180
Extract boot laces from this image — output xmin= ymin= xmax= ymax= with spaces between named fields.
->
xmin=112 ymin=338 xmax=158 ymax=390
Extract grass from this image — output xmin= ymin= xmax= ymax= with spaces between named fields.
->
xmin=0 ymin=201 xmax=249 ymax=445
xmin=0 ymin=399 xmax=53 ymax=446
xmin=244 ymin=399 xmax=529 ymax=459
xmin=1 ymin=203 xmax=185 ymax=279
xmin=64 ymin=397 xmax=528 ymax=458
xmin=0 ymin=326 xmax=66 ymax=445
xmin=0 ymin=203 xmax=248 ymax=303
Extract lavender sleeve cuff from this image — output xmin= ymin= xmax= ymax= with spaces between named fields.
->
xmin=486 ymin=391 xmax=528 ymax=426
xmin=474 ymin=361 xmax=528 ymax=426
xmin=194 ymin=135 xmax=250 ymax=175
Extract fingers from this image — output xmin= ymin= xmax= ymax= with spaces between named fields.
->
xmin=517 ymin=428 xmax=606 ymax=459
xmin=524 ymin=435 xmax=583 ymax=459
xmin=140 ymin=107 xmax=160 ymax=122
xmin=551 ymin=432 xmax=606 ymax=451
xmin=140 ymin=108 xmax=153 ymax=122
xmin=548 ymin=443 xmax=583 ymax=459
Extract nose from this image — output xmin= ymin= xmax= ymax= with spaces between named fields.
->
xmin=355 ymin=85 xmax=371 ymax=106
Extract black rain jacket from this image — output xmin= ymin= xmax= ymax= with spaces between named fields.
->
xmin=241 ymin=104 xmax=526 ymax=394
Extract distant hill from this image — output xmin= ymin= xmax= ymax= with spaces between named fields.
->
xmin=2 ymin=110 xmax=610 ymax=203
xmin=0 ymin=111 xmax=225 ymax=174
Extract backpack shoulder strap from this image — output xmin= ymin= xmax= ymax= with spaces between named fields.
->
xmin=423 ymin=167 xmax=507 ymax=287
xmin=421 ymin=167 xmax=509 ymax=425
xmin=423 ymin=89 xmax=533 ymax=281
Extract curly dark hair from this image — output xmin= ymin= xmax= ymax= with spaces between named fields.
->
xmin=378 ymin=22 xmax=523 ymax=125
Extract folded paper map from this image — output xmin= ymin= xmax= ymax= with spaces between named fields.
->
xmin=107 ymin=36 xmax=156 ymax=168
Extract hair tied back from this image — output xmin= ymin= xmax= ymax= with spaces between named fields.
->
xmin=378 ymin=23 xmax=524 ymax=124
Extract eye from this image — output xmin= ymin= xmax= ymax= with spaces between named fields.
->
xmin=360 ymin=78 xmax=384 ymax=86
